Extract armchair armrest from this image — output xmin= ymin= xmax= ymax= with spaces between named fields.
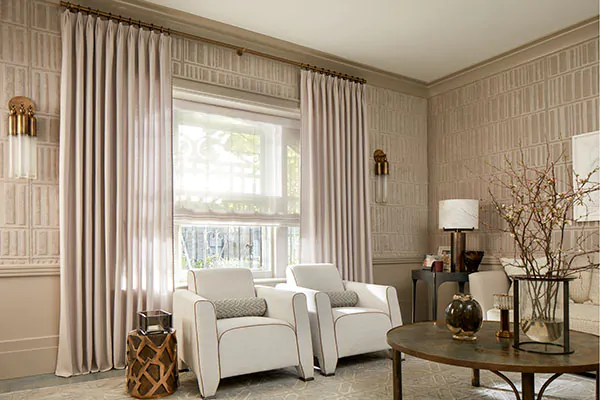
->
xmin=343 ymin=281 xmax=403 ymax=327
xmin=469 ymin=271 xmax=510 ymax=318
xmin=255 ymin=285 xmax=307 ymax=328
xmin=276 ymin=283 xmax=329 ymax=312
xmin=255 ymin=286 xmax=314 ymax=379
xmin=173 ymin=289 xmax=219 ymax=397
xmin=275 ymin=283 xmax=337 ymax=375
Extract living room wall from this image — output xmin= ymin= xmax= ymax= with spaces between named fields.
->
xmin=0 ymin=0 xmax=428 ymax=379
xmin=0 ymin=0 xmax=61 ymax=379
xmin=2 ymin=0 xmax=595 ymax=381
xmin=427 ymin=19 xmax=599 ymax=318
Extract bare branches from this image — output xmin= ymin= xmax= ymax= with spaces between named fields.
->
xmin=487 ymin=141 xmax=600 ymax=278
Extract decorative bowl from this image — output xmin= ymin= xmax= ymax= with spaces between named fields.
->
xmin=463 ymin=251 xmax=484 ymax=273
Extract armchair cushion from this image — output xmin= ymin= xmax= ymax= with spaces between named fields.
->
xmin=326 ymin=291 xmax=358 ymax=308
xmin=213 ymin=298 xmax=267 ymax=320
xmin=216 ymin=316 xmax=298 ymax=378
xmin=332 ymin=307 xmax=392 ymax=358
xmin=216 ymin=316 xmax=293 ymax=339
xmin=331 ymin=306 xmax=385 ymax=320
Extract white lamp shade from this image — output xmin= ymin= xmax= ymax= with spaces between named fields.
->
xmin=439 ymin=199 xmax=479 ymax=230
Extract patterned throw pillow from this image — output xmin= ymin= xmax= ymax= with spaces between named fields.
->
xmin=212 ymin=297 xmax=267 ymax=320
xmin=326 ymin=291 xmax=359 ymax=308
xmin=569 ymin=270 xmax=592 ymax=304
xmin=590 ymin=269 xmax=600 ymax=305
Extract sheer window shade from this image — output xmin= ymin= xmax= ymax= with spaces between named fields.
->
xmin=173 ymin=99 xmax=300 ymax=225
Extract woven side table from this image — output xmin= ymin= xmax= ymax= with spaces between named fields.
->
xmin=126 ymin=329 xmax=178 ymax=399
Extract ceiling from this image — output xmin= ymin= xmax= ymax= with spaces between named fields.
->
xmin=144 ymin=0 xmax=599 ymax=83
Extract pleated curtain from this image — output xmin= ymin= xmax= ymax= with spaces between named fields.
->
xmin=300 ymin=70 xmax=373 ymax=283
xmin=56 ymin=10 xmax=173 ymax=377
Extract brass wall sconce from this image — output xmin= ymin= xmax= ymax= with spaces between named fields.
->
xmin=373 ymin=149 xmax=389 ymax=204
xmin=7 ymin=96 xmax=37 ymax=179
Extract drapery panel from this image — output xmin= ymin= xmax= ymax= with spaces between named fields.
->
xmin=300 ymin=70 xmax=373 ymax=283
xmin=57 ymin=11 xmax=173 ymax=377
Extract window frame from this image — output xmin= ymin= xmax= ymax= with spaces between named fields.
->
xmin=172 ymin=92 xmax=300 ymax=283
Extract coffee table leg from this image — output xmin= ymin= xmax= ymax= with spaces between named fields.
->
xmin=596 ymin=368 xmax=600 ymax=400
xmin=433 ymin=281 xmax=439 ymax=321
xmin=393 ymin=350 xmax=402 ymax=399
xmin=471 ymin=369 xmax=480 ymax=387
xmin=522 ymin=373 xmax=534 ymax=400
xmin=412 ymin=279 xmax=417 ymax=323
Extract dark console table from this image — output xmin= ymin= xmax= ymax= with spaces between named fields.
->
xmin=411 ymin=269 xmax=470 ymax=323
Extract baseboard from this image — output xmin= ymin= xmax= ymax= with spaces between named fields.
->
xmin=0 ymin=346 xmax=58 ymax=380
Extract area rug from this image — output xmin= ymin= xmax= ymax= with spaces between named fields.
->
xmin=0 ymin=354 xmax=595 ymax=399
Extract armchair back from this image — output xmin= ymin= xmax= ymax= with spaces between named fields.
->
xmin=187 ymin=268 xmax=256 ymax=300
xmin=468 ymin=270 xmax=510 ymax=317
xmin=287 ymin=263 xmax=345 ymax=292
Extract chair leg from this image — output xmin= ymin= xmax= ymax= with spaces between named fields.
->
xmin=297 ymin=365 xmax=314 ymax=381
xmin=316 ymin=354 xmax=336 ymax=376
xmin=178 ymin=358 xmax=188 ymax=371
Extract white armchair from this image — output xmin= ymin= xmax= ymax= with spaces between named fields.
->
xmin=173 ymin=268 xmax=313 ymax=398
xmin=469 ymin=270 xmax=511 ymax=320
xmin=278 ymin=263 xmax=402 ymax=375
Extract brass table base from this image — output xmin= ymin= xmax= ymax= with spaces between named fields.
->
xmin=496 ymin=308 xmax=513 ymax=339
xmin=496 ymin=330 xmax=513 ymax=339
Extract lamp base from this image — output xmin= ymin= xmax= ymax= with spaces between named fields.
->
xmin=450 ymin=231 xmax=466 ymax=272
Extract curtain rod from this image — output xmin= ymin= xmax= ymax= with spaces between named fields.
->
xmin=60 ymin=2 xmax=367 ymax=84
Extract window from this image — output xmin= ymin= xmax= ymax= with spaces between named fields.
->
xmin=173 ymin=98 xmax=300 ymax=283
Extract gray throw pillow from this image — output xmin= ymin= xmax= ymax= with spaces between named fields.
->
xmin=212 ymin=297 xmax=267 ymax=320
xmin=326 ymin=291 xmax=359 ymax=308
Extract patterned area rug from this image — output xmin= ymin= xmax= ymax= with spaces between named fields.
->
xmin=0 ymin=353 xmax=595 ymax=399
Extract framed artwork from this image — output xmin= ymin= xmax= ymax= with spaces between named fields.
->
xmin=437 ymin=246 xmax=451 ymax=270
xmin=572 ymin=131 xmax=600 ymax=222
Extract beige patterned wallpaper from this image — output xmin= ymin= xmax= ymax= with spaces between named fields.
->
xmin=367 ymin=87 xmax=428 ymax=258
xmin=0 ymin=0 xmax=60 ymax=271
xmin=172 ymin=36 xmax=300 ymax=102
xmin=428 ymin=37 xmax=599 ymax=259
xmin=0 ymin=0 xmax=61 ymax=380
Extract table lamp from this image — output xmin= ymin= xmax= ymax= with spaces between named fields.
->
xmin=439 ymin=199 xmax=479 ymax=272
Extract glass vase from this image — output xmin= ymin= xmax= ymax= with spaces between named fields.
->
xmin=513 ymin=276 xmax=573 ymax=355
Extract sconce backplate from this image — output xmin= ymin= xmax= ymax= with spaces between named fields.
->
xmin=8 ymin=96 xmax=35 ymax=112
xmin=373 ymin=149 xmax=387 ymax=163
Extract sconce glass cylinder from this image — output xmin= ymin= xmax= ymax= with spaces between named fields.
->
xmin=374 ymin=149 xmax=389 ymax=204
xmin=7 ymin=98 xmax=37 ymax=179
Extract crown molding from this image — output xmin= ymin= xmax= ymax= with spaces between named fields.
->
xmin=57 ymin=2 xmax=597 ymax=100
xmin=427 ymin=16 xmax=600 ymax=96
xmin=65 ymin=0 xmax=428 ymax=98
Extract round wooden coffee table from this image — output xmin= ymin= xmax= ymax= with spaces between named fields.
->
xmin=387 ymin=322 xmax=599 ymax=400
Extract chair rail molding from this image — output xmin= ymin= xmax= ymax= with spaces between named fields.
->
xmin=373 ymin=256 xmax=423 ymax=266
xmin=0 ymin=264 xmax=60 ymax=278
